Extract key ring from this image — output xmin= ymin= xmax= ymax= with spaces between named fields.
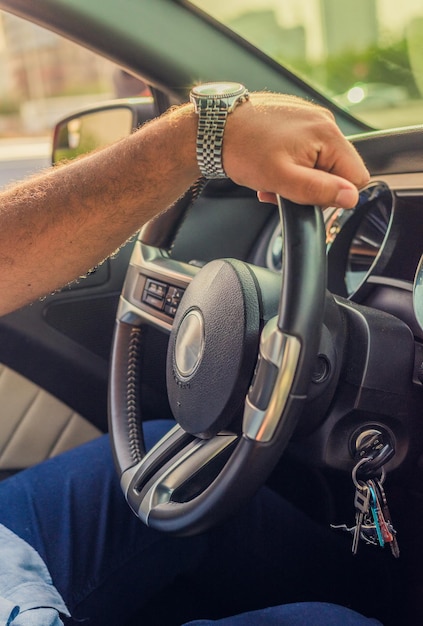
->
xmin=352 ymin=457 xmax=385 ymax=488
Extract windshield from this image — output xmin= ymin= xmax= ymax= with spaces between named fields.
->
xmin=190 ymin=0 xmax=423 ymax=130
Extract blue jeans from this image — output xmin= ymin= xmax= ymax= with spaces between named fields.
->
xmin=0 ymin=420 xmax=386 ymax=625
xmin=187 ymin=604 xmax=381 ymax=625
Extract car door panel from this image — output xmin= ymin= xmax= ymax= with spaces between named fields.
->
xmin=0 ymin=363 xmax=101 ymax=479
xmin=0 ymin=236 xmax=135 ymax=440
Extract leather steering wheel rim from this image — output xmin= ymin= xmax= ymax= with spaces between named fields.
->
xmin=109 ymin=197 xmax=326 ymax=535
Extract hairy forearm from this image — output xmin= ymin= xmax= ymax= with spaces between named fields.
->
xmin=0 ymin=91 xmax=369 ymax=316
xmin=0 ymin=104 xmax=199 ymax=315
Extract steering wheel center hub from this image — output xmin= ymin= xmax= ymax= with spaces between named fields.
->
xmin=166 ymin=259 xmax=261 ymax=438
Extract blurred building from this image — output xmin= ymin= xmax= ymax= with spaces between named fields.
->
xmin=0 ymin=12 xmax=128 ymax=133
xmin=0 ymin=12 xmax=114 ymax=102
xmin=320 ymin=0 xmax=378 ymax=56
xmin=229 ymin=10 xmax=306 ymax=62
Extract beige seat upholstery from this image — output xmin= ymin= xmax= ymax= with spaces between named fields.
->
xmin=0 ymin=363 xmax=101 ymax=470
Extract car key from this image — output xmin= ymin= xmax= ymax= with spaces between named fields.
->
xmin=352 ymin=481 xmax=371 ymax=555
xmin=368 ymin=478 xmax=394 ymax=543
xmin=367 ymin=480 xmax=385 ymax=547
xmin=374 ymin=477 xmax=400 ymax=558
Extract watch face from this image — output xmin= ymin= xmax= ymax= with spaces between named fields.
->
xmin=192 ymin=82 xmax=245 ymax=98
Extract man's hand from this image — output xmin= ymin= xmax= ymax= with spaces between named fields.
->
xmin=222 ymin=93 xmax=369 ymax=208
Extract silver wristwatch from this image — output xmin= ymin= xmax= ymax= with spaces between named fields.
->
xmin=190 ymin=82 xmax=249 ymax=179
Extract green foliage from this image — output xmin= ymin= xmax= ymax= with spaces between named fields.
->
xmin=280 ymin=38 xmax=418 ymax=99
xmin=322 ymin=38 xmax=418 ymax=97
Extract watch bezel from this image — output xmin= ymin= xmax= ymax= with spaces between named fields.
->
xmin=191 ymin=82 xmax=247 ymax=100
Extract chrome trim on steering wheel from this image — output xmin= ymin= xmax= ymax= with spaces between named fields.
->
xmin=132 ymin=241 xmax=199 ymax=284
xmin=120 ymin=424 xmax=183 ymax=497
xmin=116 ymin=297 xmax=174 ymax=332
xmin=136 ymin=432 xmax=238 ymax=524
xmin=243 ymin=318 xmax=301 ymax=442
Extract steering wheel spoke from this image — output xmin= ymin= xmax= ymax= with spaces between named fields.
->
xmin=117 ymin=241 xmax=200 ymax=332
xmin=243 ymin=318 xmax=302 ymax=442
xmin=122 ymin=425 xmax=239 ymax=524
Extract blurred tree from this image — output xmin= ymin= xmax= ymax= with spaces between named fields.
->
xmin=323 ymin=39 xmax=418 ymax=97
xmin=279 ymin=38 xmax=418 ymax=99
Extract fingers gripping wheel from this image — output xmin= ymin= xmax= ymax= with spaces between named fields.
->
xmin=109 ymin=198 xmax=326 ymax=535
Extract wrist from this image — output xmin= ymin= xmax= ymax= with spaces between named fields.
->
xmin=167 ymin=102 xmax=200 ymax=178
xmin=140 ymin=102 xmax=201 ymax=187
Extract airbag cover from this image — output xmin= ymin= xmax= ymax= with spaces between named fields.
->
xmin=166 ymin=259 xmax=261 ymax=438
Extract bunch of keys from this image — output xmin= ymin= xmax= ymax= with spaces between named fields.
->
xmin=331 ymin=457 xmax=400 ymax=558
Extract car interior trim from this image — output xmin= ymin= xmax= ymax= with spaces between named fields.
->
xmin=369 ymin=173 xmax=423 ymax=191
xmin=366 ymin=275 xmax=413 ymax=291
xmin=243 ymin=322 xmax=301 ymax=442
xmin=0 ymin=364 xmax=101 ymax=473
xmin=136 ymin=432 xmax=238 ymax=524
xmin=131 ymin=242 xmax=198 ymax=285
xmin=120 ymin=423 xmax=182 ymax=498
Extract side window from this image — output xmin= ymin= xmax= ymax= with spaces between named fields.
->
xmin=0 ymin=11 xmax=149 ymax=186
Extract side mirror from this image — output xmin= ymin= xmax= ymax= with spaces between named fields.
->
xmin=52 ymin=97 xmax=157 ymax=164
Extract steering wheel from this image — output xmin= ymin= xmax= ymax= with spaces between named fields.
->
xmin=109 ymin=196 xmax=326 ymax=535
